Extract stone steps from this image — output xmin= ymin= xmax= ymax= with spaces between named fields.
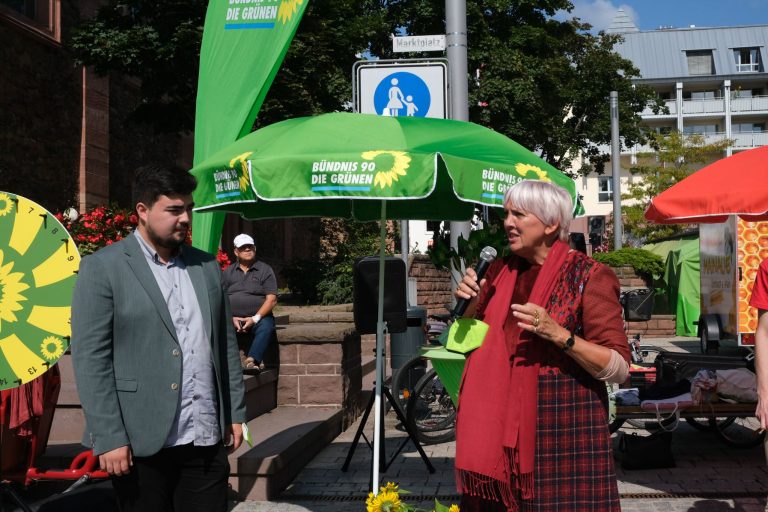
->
xmin=39 ymin=305 xmax=374 ymax=502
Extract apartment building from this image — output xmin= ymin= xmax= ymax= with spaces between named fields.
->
xmin=579 ymin=11 xmax=768 ymax=244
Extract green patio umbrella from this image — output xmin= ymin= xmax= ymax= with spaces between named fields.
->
xmin=189 ymin=112 xmax=581 ymax=491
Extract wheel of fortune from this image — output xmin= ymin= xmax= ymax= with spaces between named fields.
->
xmin=0 ymin=192 xmax=80 ymax=390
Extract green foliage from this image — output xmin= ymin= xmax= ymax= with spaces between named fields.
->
xmin=280 ymin=259 xmax=327 ymax=304
xmin=316 ymin=220 xmax=389 ymax=305
xmin=388 ymin=0 xmax=660 ymax=174
xmin=428 ymin=213 xmax=509 ymax=284
xmin=70 ymin=0 xmax=395 ymax=132
xmin=282 ymin=219 xmax=391 ymax=305
xmin=70 ymin=0 xmax=655 ymax=168
xmin=622 ymin=131 xmax=732 ymax=243
xmin=592 ymin=248 xmax=664 ymax=281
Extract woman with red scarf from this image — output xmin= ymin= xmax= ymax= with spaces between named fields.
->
xmin=455 ymin=180 xmax=630 ymax=511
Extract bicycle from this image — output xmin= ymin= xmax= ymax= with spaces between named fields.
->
xmin=390 ymin=312 xmax=457 ymax=445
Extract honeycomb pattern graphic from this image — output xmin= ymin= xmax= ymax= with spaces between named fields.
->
xmin=737 ymin=220 xmax=768 ymax=336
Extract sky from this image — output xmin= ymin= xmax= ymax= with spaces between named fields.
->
xmin=563 ymin=0 xmax=768 ymax=32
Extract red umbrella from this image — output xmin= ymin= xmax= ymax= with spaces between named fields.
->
xmin=645 ymin=145 xmax=768 ymax=224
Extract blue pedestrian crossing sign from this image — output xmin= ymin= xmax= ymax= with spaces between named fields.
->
xmin=355 ymin=60 xmax=447 ymax=119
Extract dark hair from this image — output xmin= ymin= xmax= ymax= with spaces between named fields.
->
xmin=131 ymin=164 xmax=197 ymax=208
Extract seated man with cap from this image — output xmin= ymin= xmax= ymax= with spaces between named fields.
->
xmin=223 ymin=234 xmax=278 ymax=373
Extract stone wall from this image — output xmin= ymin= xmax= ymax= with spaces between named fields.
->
xmin=408 ymin=254 xmax=452 ymax=316
xmin=275 ymin=310 xmax=363 ymax=428
xmin=609 ymin=265 xmax=676 ymax=337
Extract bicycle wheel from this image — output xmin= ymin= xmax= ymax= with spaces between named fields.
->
xmin=685 ymin=416 xmax=735 ymax=431
xmin=391 ymin=355 xmax=428 ymax=413
xmin=712 ymin=416 xmax=765 ymax=448
xmin=405 ymin=369 xmax=457 ymax=445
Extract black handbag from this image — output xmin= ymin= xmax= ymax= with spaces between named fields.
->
xmin=617 ymin=432 xmax=675 ymax=470
xmin=654 ymin=351 xmax=754 ymax=384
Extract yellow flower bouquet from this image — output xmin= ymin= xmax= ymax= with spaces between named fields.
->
xmin=365 ymin=483 xmax=459 ymax=512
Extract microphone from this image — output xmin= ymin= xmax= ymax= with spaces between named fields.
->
xmin=452 ymin=245 xmax=497 ymax=319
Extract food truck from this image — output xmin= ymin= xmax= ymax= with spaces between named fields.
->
xmin=699 ymin=216 xmax=768 ymax=352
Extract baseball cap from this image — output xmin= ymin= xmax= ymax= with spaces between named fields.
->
xmin=233 ymin=234 xmax=255 ymax=248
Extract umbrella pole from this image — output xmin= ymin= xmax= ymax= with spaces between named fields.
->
xmin=372 ymin=200 xmax=387 ymax=495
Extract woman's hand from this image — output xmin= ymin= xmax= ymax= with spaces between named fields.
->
xmin=510 ymin=302 xmax=568 ymax=346
xmin=454 ymin=268 xmax=487 ymax=318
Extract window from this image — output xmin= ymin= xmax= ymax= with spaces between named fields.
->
xmin=686 ymin=90 xmax=719 ymax=100
xmin=686 ymin=50 xmax=715 ymax=75
xmin=734 ymin=48 xmax=762 ymax=72
xmin=0 ymin=0 xmax=59 ymax=42
xmin=597 ymin=177 xmax=613 ymax=202
xmin=734 ymin=123 xmax=765 ymax=133
xmin=655 ymin=126 xmax=673 ymax=135
xmin=683 ymin=124 xmax=719 ymax=135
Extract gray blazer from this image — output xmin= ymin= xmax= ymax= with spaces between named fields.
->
xmin=70 ymin=234 xmax=246 ymax=457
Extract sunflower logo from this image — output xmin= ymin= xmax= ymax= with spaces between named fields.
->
xmin=277 ymin=0 xmax=303 ymax=24
xmin=0 ymin=250 xmax=29 ymax=331
xmin=41 ymin=336 xmax=65 ymax=360
xmin=0 ymin=193 xmax=12 ymax=217
xmin=228 ymin=152 xmax=253 ymax=193
xmin=515 ymin=163 xmax=551 ymax=183
xmin=362 ymin=150 xmax=411 ymax=190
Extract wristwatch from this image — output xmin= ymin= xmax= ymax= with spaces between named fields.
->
xmin=561 ymin=333 xmax=575 ymax=352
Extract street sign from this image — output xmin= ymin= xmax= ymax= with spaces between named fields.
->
xmin=353 ymin=59 xmax=448 ymax=119
xmin=392 ymin=35 xmax=446 ymax=53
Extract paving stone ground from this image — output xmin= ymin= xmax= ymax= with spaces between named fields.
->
xmin=231 ymin=338 xmax=768 ymax=512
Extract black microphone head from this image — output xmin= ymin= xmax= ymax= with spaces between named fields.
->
xmin=479 ymin=246 xmax=497 ymax=263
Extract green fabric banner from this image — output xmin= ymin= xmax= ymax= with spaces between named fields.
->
xmin=191 ymin=0 xmax=308 ymax=252
xmin=645 ymin=236 xmax=700 ymax=336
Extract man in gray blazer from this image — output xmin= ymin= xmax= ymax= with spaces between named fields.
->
xmin=71 ymin=164 xmax=246 ymax=512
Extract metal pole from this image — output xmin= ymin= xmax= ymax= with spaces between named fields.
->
xmin=372 ymin=200 xmax=387 ymax=494
xmin=447 ymin=0 xmax=471 ymax=297
xmin=610 ymin=91 xmax=622 ymax=249
xmin=400 ymin=220 xmax=409 ymax=301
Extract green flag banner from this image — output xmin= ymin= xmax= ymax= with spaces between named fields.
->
xmin=192 ymin=0 xmax=308 ymax=252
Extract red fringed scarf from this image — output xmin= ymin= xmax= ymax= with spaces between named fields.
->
xmin=455 ymin=240 xmax=570 ymax=509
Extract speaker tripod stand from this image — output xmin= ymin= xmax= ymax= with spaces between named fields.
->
xmin=341 ymin=378 xmax=435 ymax=475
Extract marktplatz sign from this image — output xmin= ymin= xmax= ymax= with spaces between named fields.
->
xmin=392 ymin=35 xmax=446 ymax=53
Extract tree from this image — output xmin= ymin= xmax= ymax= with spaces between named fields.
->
xmin=70 ymin=0 xmax=395 ymax=132
xmin=71 ymin=0 xmax=657 ymax=171
xmin=384 ymin=0 xmax=661 ymax=174
xmin=621 ymin=131 xmax=732 ymax=243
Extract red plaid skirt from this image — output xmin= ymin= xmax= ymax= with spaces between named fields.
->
xmin=460 ymin=372 xmax=620 ymax=512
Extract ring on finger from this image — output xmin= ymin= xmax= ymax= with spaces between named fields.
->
xmin=532 ymin=311 xmax=540 ymax=327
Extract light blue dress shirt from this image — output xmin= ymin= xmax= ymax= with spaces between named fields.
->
xmin=134 ymin=232 xmax=221 ymax=447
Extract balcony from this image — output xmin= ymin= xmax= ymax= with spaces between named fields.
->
xmin=731 ymin=95 xmax=768 ymax=113
xmin=641 ymin=99 xmax=676 ymax=117
xmin=683 ymin=98 xmax=725 ymax=115
xmin=732 ymin=131 xmax=768 ymax=149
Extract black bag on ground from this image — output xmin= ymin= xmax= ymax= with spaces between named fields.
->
xmin=617 ymin=432 xmax=675 ymax=470
xmin=654 ymin=351 xmax=754 ymax=384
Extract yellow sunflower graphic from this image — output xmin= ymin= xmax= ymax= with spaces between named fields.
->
xmin=365 ymin=489 xmax=402 ymax=512
xmin=362 ymin=150 xmax=411 ymax=190
xmin=0 ymin=193 xmax=12 ymax=217
xmin=277 ymin=0 xmax=303 ymax=24
xmin=514 ymin=163 xmax=551 ymax=183
xmin=0 ymin=250 xmax=29 ymax=330
xmin=228 ymin=152 xmax=253 ymax=193
xmin=448 ymin=505 xmax=460 ymax=512
xmin=41 ymin=336 xmax=65 ymax=360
